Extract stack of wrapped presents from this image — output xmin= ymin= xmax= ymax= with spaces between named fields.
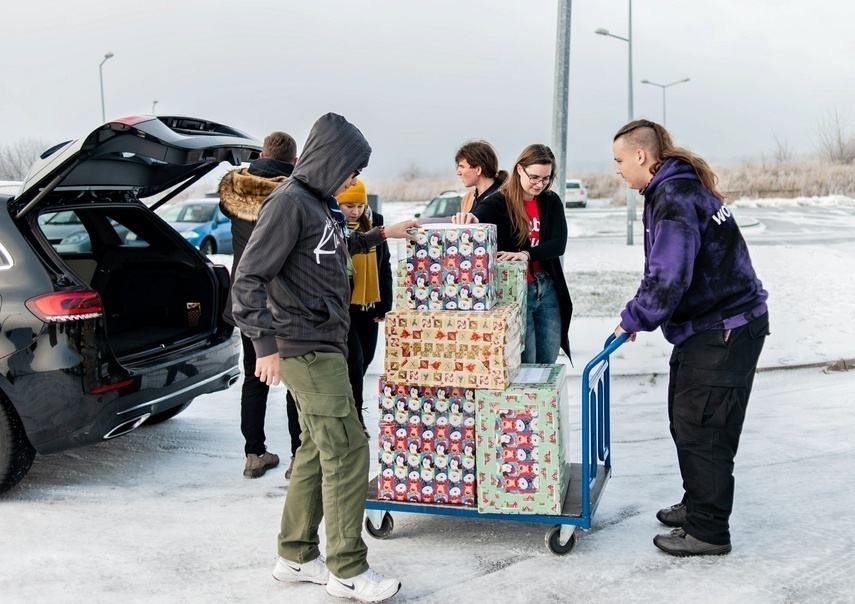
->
xmin=377 ymin=223 xmax=570 ymax=514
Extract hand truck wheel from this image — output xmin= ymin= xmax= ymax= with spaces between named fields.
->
xmin=365 ymin=512 xmax=394 ymax=539
xmin=545 ymin=524 xmax=577 ymax=555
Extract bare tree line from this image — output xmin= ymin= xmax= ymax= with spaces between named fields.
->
xmin=0 ymin=139 xmax=51 ymax=180
xmin=1 ymin=109 xmax=852 ymax=197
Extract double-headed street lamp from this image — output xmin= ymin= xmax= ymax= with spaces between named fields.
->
xmin=640 ymin=78 xmax=690 ymax=127
xmin=595 ymin=0 xmax=635 ymax=245
xmin=99 ymin=52 xmax=114 ymax=123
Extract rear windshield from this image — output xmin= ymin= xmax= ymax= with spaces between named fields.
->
xmin=38 ymin=208 xmax=149 ymax=254
xmin=424 ymin=196 xmax=461 ymax=218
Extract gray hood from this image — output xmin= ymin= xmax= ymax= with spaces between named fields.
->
xmin=290 ymin=113 xmax=371 ymax=199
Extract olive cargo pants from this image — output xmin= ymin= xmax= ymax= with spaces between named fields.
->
xmin=277 ymin=351 xmax=370 ymax=579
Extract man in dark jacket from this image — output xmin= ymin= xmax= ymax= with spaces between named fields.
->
xmin=232 ymin=113 xmax=416 ymax=602
xmin=613 ymin=119 xmax=769 ymax=557
xmin=219 ymin=131 xmax=302 ymax=479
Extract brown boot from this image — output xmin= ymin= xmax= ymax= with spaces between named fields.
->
xmin=244 ymin=451 xmax=280 ymax=478
xmin=284 ymin=456 xmax=295 ymax=480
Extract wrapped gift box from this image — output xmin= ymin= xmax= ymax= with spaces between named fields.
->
xmin=377 ymin=378 xmax=477 ymax=506
xmin=476 ymin=364 xmax=569 ymax=515
xmin=403 ymin=224 xmax=497 ymax=311
xmin=384 ymin=303 xmax=523 ymax=390
xmin=495 ymin=260 xmax=528 ymax=348
xmin=394 ymin=259 xmax=409 ymax=309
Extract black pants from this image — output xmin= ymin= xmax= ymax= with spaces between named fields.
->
xmin=240 ymin=333 xmax=301 ymax=457
xmin=346 ymin=307 xmax=380 ymax=411
xmin=667 ymin=312 xmax=769 ymax=545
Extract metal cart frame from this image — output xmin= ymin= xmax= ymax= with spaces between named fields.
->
xmin=364 ymin=333 xmax=627 ymax=555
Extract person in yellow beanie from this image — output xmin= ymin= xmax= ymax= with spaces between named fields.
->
xmin=337 ymin=179 xmax=393 ymax=434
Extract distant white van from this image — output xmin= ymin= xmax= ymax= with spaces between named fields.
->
xmin=565 ymin=179 xmax=588 ymax=208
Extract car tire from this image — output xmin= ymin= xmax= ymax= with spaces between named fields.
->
xmin=199 ymin=238 xmax=216 ymax=255
xmin=0 ymin=397 xmax=37 ymax=494
xmin=145 ymin=400 xmax=193 ymax=425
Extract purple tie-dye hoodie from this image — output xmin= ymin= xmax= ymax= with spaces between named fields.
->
xmin=619 ymin=158 xmax=768 ymax=345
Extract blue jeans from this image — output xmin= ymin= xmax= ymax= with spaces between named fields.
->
xmin=521 ymin=273 xmax=562 ymax=364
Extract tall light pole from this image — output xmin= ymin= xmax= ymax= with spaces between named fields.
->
xmin=152 ymin=99 xmax=159 ymax=114
xmin=551 ymin=0 xmax=572 ymax=209
xmin=640 ymin=78 xmax=690 ymax=127
xmin=595 ymin=0 xmax=635 ymax=244
xmin=99 ymin=52 xmax=114 ymax=123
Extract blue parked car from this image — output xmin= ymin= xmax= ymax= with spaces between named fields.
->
xmin=153 ymin=199 xmax=232 ymax=255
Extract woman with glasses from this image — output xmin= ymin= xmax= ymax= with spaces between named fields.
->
xmin=453 ymin=143 xmax=571 ymax=364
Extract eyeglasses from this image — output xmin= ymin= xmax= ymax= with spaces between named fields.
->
xmin=521 ymin=166 xmax=553 ymax=185
xmin=351 ymin=168 xmax=363 ymax=179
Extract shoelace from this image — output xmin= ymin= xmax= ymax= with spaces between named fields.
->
xmin=670 ymin=528 xmax=686 ymax=537
xmin=363 ymin=568 xmax=384 ymax=583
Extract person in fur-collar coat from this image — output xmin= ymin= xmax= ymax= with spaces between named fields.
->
xmin=218 ymin=131 xmax=302 ymax=480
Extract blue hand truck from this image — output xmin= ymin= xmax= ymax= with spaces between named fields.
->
xmin=364 ymin=333 xmax=627 ymax=555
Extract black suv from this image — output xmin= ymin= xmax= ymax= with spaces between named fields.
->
xmin=0 ymin=116 xmax=261 ymax=493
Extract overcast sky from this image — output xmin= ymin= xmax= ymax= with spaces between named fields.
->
xmin=3 ymin=0 xmax=854 ymax=179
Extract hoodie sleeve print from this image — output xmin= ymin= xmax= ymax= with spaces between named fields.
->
xmin=231 ymin=193 xmax=301 ymax=357
xmin=620 ymin=217 xmax=700 ymax=334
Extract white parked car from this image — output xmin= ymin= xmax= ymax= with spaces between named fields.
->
xmin=565 ymin=179 xmax=588 ymax=208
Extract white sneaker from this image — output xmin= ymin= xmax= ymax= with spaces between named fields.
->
xmin=272 ymin=555 xmax=329 ymax=585
xmin=326 ymin=567 xmax=401 ymax=602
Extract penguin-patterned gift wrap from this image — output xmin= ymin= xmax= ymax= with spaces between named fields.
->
xmin=384 ymin=302 xmax=523 ymax=390
xmin=403 ymin=224 xmax=497 ymax=311
xmin=377 ymin=378 xmax=477 ymax=506
xmin=476 ymin=364 xmax=569 ymax=515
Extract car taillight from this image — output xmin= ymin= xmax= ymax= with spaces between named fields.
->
xmin=25 ymin=290 xmax=104 ymax=322
xmin=111 ymin=115 xmax=155 ymax=127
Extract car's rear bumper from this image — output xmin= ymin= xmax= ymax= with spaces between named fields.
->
xmin=13 ymin=333 xmax=240 ymax=454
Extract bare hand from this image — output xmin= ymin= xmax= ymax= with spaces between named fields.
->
xmin=614 ymin=324 xmax=637 ymax=342
xmin=255 ymin=353 xmax=281 ymax=386
xmin=497 ymin=251 xmax=528 ymax=262
xmin=451 ymin=212 xmax=479 ymax=225
xmin=384 ymin=219 xmax=419 ymax=241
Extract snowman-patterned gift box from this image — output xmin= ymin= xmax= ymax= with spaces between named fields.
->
xmin=403 ymin=224 xmax=497 ymax=311
xmin=377 ymin=378 xmax=477 ymax=506
xmin=476 ymin=364 xmax=569 ymax=515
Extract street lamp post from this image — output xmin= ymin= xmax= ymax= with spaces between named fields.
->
xmin=595 ymin=0 xmax=635 ymax=245
xmin=99 ymin=52 xmax=114 ymax=123
xmin=152 ymin=100 xmax=159 ymax=114
xmin=640 ymin=78 xmax=690 ymax=127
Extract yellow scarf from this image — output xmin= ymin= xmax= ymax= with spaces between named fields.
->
xmin=348 ymin=221 xmax=380 ymax=307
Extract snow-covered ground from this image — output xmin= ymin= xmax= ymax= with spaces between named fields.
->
xmin=2 ymin=197 xmax=854 ymax=603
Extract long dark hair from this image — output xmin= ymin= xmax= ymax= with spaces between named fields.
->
xmin=499 ymin=144 xmax=556 ymax=247
xmin=455 ymin=140 xmax=508 ymax=186
xmin=614 ymin=119 xmax=724 ymax=200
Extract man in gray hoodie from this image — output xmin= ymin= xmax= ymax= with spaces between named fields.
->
xmin=232 ymin=113 xmax=416 ymax=602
